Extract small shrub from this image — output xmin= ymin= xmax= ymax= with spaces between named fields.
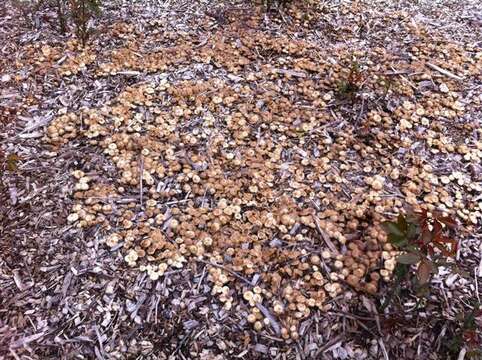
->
xmin=263 ymin=0 xmax=289 ymax=10
xmin=259 ymin=0 xmax=297 ymax=11
xmin=336 ymin=60 xmax=364 ymax=100
xmin=446 ymin=304 xmax=482 ymax=359
xmin=381 ymin=208 xmax=459 ymax=307
xmin=13 ymin=0 xmax=101 ymax=46
xmin=13 ymin=0 xmax=67 ymax=32
xmin=0 ymin=152 xmax=20 ymax=187
xmin=69 ymin=0 xmax=101 ymax=46
xmin=55 ymin=0 xmax=68 ymax=33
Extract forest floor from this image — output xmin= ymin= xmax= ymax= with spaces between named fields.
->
xmin=1 ymin=0 xmax=481 ymax=359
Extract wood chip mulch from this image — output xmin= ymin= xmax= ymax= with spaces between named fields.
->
xmin=1 ymin=0 xmax=481 ymax=359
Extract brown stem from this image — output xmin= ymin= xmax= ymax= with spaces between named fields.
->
xmin=56 ymin=0 xmax=66 ymax=34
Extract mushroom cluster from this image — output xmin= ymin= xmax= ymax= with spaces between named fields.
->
xmin=46 ymin=5 xmax=482 ymax=339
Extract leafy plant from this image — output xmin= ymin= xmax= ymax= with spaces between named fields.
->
xmin=337 ymin=60 xmax=364 ymax=100
xmin=55 ymin=0 xmax=68 ymax=33
xmin=0 ymin=152 xmax=20 ymax=186
xmin=13 ymin=0 xmax=68 ymax=32
xmin=446 ymin=303 xmax=482 ymax=358
xmin=262 ymin=0 xmax=294 ymax=11
xmin=13 ymin=0 xmax=101 ymax=45
xmin=0 ymin=106 xmax=19 ymax=186
xmin=381 ymin=208 xmax=459 ymax=306
xmin=69 ymin=0 xmax=101 ymax=46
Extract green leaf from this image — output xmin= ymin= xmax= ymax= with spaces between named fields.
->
xmin=451 ymin=267 xmax=470 ymax=278
xmin=464 ymin=303 xmax=481 ymax=329
xmin=466 ymin=350 xmax=482 ymax=359
xmin=397 ymin=214 xmax=408 ymax=232
xmin=405 ymin=244 xmax=420 ymax=252
xmin=406 ymin=223 xmax=419 ymax=240
xmin=415 ymin=282 xmax=430 ymax=297
xmin=381 ymin=221 xmax=404 ymax=237
xmin=464 ymin=313 xmax=477 ymax=330
xmin=396 ymin=253 xmax=421 ymax=265
xmin=388 ymin=233 xmax=407 ymax=248
xmin=394 ymin=263 xmax=409 ymax=279
xmin=447 ymin=336 xmax=463 ymax=351
xmin=405 ymin=210 xmax=419 ymax=224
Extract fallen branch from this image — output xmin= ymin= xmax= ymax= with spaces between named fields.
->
xmin=426 ymin=62 xmax=464 ymax=81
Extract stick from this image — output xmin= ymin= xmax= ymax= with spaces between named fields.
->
xmin=312 ymin=215 xmax=339 ymax=254
xmin=139 ymin=155 xmax=144 ymax=208
xmin=426 ymin=63 xmax=463 ymax=81
xmin=255 ymin=302 xmax=281 ymax=336
xmin=114 ymin=71 xmax=141 ymax=76
xmin=196 ymin=259 xmax=252 ymax=286
xmin=379 ymin=339 xmax=390 ymax=360
xmin=457 ymin=347 xmax=467 ymax=360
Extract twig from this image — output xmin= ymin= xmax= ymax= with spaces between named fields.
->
xmin=255 ymin=302 xmax=281 ymax=336
xmin=475 ymin=267 xmax=480 ymax=304
xmin=161 ymin=198 xmax=190 ymax=206
xmin=273 ymin=68 xmax=307 ymax=78
xmin=19 ymin=113 xmax=53 ymax=134
xmin=326 ymin=311 xmax=376 ymax=321
xmin=115 ymin=197 xmax=140 ymax=204
xmin=196 ymin=259 xmax=252 ymax=286
xmin=9 ymin=349 xmax=21 ymax=360
xmin=312 ymin=214 xmax=339 ymax=254
xmin=355 ymin=318 xmax=377 ymax=337
xmin=194 ymin=35 xmax=210 ymax=48
xmin=426 ymin=63 xmax=464 ymax=81
xmin=139 ymin=155 xmax=144 ymax=208
xmin=355 ymin=96 xmax=366 ymax=125
xmin=379 ymin=338 xmax=390 ymax=360
xmin=196 ymin=265 xmax=207 ymax=292
xmin=10 ymin=332 xmax=45 ymax=349
xmin=457 ymin=347 xmax=467 ymax=360
xmin=94 ymin=325 xmax=105 ymax=359
xmin=114 ymin=70 xmax=141 ymax=76
xmin=319 ymin=336 xmax=343 ymax=353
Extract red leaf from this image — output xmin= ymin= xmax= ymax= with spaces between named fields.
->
xmin=417 ymin=260 xmax=433 ymax=285
xmin=463 ymin=330 xmax=479 ymax=347
xmin=448 ymin=239 xmax=458 ymax=256
xmin=418 ymin=209 xmax=429 ymax=226
xmin=431 ymin=240 xmax=457 ymax=257
xmin=437 ymin=216 xmax=458 ymax=229
xmin=422 ymin=228 xmax=432 ymax=245
xmin=433 ymin=220 xmax=443 ymax=238
xmin=436 ymin=235 xmax=453 ymax=243
xmin=438 ymin=236 xmax=458 ymax=255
